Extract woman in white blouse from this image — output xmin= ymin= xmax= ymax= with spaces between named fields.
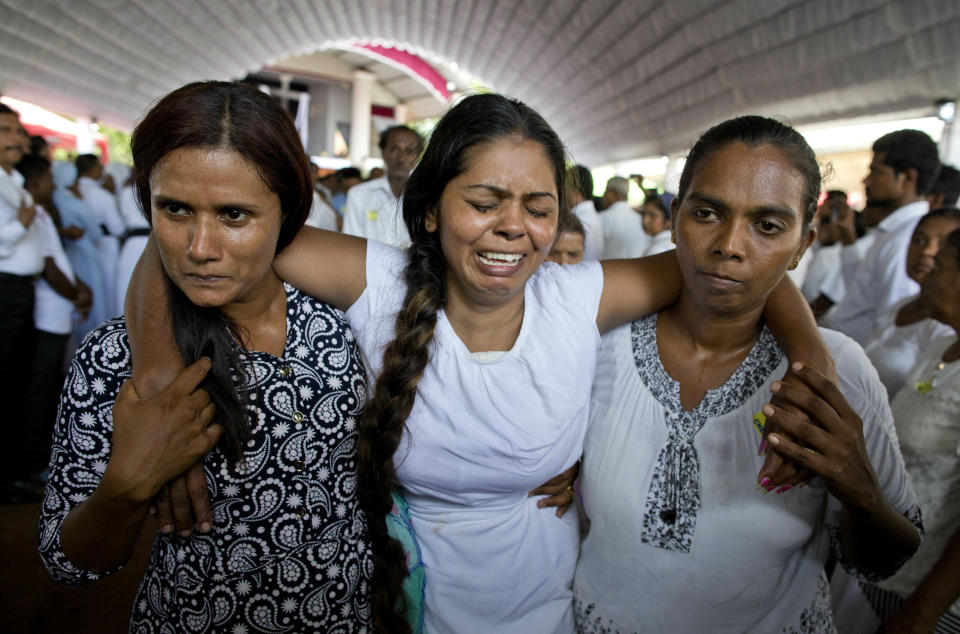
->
xmin=863 ymin=207 xmax=960 ymax=398
xmin=574 ymin=116 xmax=922 ymax=633
xmin=848 ymin=227 xmax=960 ymax=632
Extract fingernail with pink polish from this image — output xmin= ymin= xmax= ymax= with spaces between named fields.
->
xmin=776 ymin=485 xmax=792 ymax=494
xmin=757 ymin=440 xmax=768 ymax=456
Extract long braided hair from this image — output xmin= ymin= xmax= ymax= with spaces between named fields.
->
xmin=355 ymin=93 xmax=568 ymax=632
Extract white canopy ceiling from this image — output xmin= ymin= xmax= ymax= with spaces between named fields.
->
xmin=1 ymin=0 xmax=958 ymax=165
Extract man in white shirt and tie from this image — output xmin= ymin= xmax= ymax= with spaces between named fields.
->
xmin=0 ymin=104 xmax=48 ymax=501
xmin=341 ymin=125 xmax=423 ymax=248
xmin=825 ymin=130 xmax=941 ymax=343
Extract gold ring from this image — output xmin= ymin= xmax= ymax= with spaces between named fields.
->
xmin=565 ymin=485 xmax=573 ymax=492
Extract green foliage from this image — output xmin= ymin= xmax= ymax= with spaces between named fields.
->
xmin=100 ymin=124 xmax=132 ymax=165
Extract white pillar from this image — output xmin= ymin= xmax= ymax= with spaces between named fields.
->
xmin=350 ymin=70 xmax=375 ymax=166
xmin=394 ymin=103 xmax=409 ymax=124
xmin=75 ymin=116 xmax=94 ymax=154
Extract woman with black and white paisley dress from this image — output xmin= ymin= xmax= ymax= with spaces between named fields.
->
xmin=37 ymin=82 xmax=388 ymax=633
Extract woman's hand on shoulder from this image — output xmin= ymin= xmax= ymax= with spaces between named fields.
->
xmin=102 ymin=358 xmax=221 ymax=507
xmin=761 ymin=362 xmax=882 ymax=510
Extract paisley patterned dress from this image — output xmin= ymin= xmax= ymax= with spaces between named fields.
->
xmin=39 ymin=284 xmax=375 ymax=633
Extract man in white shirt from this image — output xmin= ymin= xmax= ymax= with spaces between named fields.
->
xmin=0 ymin=105 xmax=47 ymax=501
xmin=566 ymin=165 xmax=603 ymax=260
xmin=599 ymin=176 xmax=649 ymax=258
xmin=341 ymin=125 xmax=423 ymax=248
xmin=76 ymin=154 xmax=124 ymax=317
xmin=18 ymin=155 xmax=91 ymax=489
xmin=825 ymin=130 xmax=941 ymax=343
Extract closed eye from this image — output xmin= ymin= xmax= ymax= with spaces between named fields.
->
xmin=468 ymin=200 xmax=496 ymax=212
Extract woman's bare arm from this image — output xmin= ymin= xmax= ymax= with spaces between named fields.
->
xmin=273 ymin=226 xmax=367 ymax=310
xmin=596 ymin=251 xmax=683 ymax=334
xmin=763 ymin=278 xmax=837 ymax=382
xmin=125 ymin=237 xmax=180 ymax=395
xmin=882 ymin=524 xmax=960 ymax=632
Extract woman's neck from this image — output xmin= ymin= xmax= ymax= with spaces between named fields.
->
xmin=665 ymin=288 xmax=765 ymax=354
xmin=443 ymin=284 xmax=526 ymax=353
xmin=894 ymin=295 xmax=930 ymax=327
xmin=221 ymin=274 xmax=288 ymax=356
xmin=657 ymin=290 xmax=765 ymax=410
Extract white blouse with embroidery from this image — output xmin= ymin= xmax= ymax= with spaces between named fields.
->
xmin=574 ymin=316 xmax=921 ymax=633
xmin=878 ymin=334 xmax=960 ymax=616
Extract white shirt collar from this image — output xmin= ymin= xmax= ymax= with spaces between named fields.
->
xmin=875 ymin=200 xmax=929 ymax=232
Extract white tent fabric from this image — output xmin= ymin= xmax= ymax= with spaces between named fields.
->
xmin=0 ymin=0 xmax=957 ymax=165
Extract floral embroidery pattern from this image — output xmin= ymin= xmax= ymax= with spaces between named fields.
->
xmin=783 ymin=574 xmax=836 ymax=634
xmin=631 ymin=313 xmax=782 ymax=552
xmin=39 ymin=285 xmax=374 ymax=633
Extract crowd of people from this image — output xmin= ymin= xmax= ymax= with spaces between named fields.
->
xmin=0 ymin=78 xmax=958 ymax=633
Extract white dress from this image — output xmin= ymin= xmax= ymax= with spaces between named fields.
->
xmin=863 ymin=295 xmax=953 ymax=399
xmin=346 ymin=240 xmax=605 ymax=633
xmin=574 ymin=315 xmax=921 ymax=633
xmin=878 ymin=334 xmax=960 ymax=616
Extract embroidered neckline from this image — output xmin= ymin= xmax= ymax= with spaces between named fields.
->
xmin=630 ymin=313 xmax=784 ymax=552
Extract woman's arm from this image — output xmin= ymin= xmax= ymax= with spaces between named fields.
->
xmin=59 ymin=360 xmax=219 ymax=573
xmin=764 ymin=363 xmax=921 ymax=573
xmin=881 ymin=525 xmax=960 ymax=633
xmin=273 ymin=226 xmax=367 ymax=311
xmin=596 ymin=252 xmax=682 ymax=334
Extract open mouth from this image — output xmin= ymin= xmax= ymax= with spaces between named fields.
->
xmin=478 ymin=251 xmax=525 ymax=266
